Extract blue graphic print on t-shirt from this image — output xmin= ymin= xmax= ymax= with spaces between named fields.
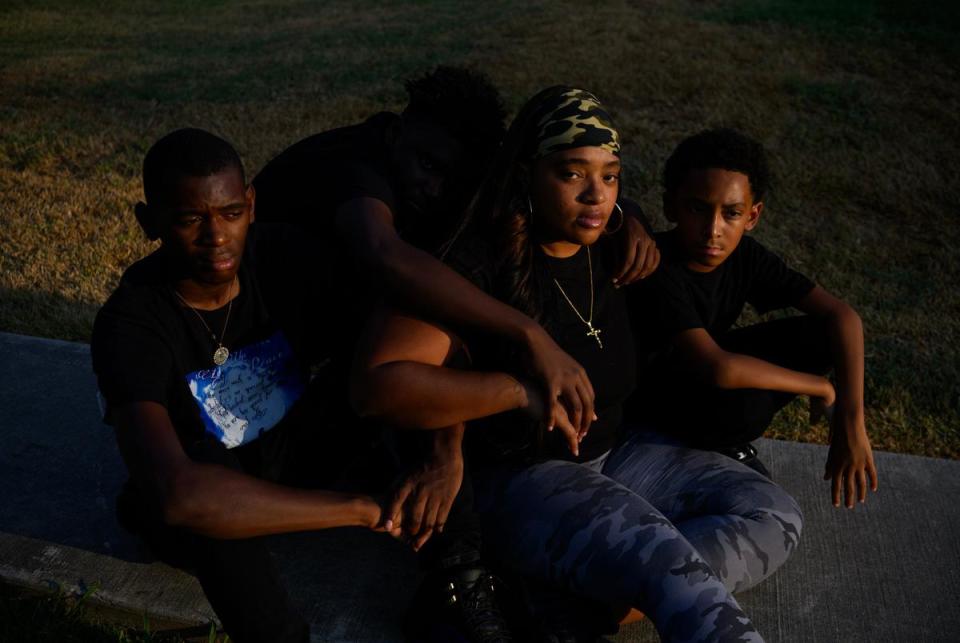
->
xmin=186 ymin=331 xmax=305 ymax=448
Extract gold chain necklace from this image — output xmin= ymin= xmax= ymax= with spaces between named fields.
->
xmin=552 ymin=247 xmax=603 ymax=349
xmin=173 ymin=276 xmax=238 ymax=366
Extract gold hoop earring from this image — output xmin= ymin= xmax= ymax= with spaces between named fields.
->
xmin=604 ymin=202 xmax=624 ymax=234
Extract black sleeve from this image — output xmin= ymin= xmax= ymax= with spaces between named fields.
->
xmin=742 ymin=237 xmax=816 ymax=313
xmin=91 ymin=291 xmax=174 ymax=421
xmin=332 ymin=162 xmax=396 ymax=212
xmin=442 ymin=234 xmax=496 ymax=294
xmin=633 ymin=267 xmax=707 ymax=340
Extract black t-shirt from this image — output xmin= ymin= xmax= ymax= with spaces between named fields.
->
xmin=91 ymin=224 xmax=328 ymax=450
xmin=628 ymin=229 xmax=816 ymax=363
xmin=252 ymin=112 xmax=398 ymax=236
xmin=252 ymin=114 xmax=403 ymax=380
xmin=447 ymin=236 xmax=637 ymax=463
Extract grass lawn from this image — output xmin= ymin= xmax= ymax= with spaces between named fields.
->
xmin=1 ymin=0 xmax=958 ymax=463
xmin=0 ymin=582 xmax=227 ymax=642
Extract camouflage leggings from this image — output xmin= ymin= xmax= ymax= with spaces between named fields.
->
xmin=474 ymin=431 xmax=803 ymax=642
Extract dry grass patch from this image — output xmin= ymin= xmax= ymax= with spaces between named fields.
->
xmin=1 ymin=0 xmax=957 ymax=456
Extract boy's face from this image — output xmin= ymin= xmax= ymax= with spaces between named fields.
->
xmin=665 ymin=168 xmax=762 ymax=273
xmin=140 ymin=167 xmax=255 ymax=287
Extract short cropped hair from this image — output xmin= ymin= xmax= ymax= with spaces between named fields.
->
xmin=143 ymin=128 xmax=244 ymax=204
xmin=403 ymin=65 xmax=507 ymax=165
xmin=663 ymin=128 xmax=770 ymax=202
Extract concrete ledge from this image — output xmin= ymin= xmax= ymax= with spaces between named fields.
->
xmin=2 ymin=331 xmax=959 ymax=642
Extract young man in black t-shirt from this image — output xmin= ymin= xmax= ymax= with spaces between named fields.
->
xmin=92 ymin=129 xmax=392 ymax=643
xmin=628 ymin=128 xmax=878 ymax=509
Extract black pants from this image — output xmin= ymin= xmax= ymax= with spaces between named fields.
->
xmin=641 ymin=315 xmax=832 ymax=448
xmin=116 ymin=384 xmax=391 ymax=643
xmin=118 ymin=413 xmax=481 ymax=641
xmin=118 ymin=433 xmax=310 ymax=643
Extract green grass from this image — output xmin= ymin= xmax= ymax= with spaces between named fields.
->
xmin=1 ymin=0 xmax=958 ymax=458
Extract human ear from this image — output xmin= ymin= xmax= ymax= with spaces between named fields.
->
xmin=134 ymin=202 xmax=161 ymax=240
xmin=745 ymin=201 xmax=763 ymax=231
xmin=246 ymin=184 xmax=256 ymax=224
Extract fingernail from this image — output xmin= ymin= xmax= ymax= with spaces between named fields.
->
xmin=593 ymin=413 xmax=598 ymax=420
xmin=612 ymin=278 xmax=618 ymax=284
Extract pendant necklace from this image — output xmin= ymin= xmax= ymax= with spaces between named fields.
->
xmin=552 ymin=247 xmax=603 ymax=349
xmin=174 ymin=276 xmax=237 ymax=366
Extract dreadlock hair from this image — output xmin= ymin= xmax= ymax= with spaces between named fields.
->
xmin=403 ymin=65 xmax=507 ymax=179
xmin=143 ymin=128 xmax=244 ymax=205
xmin=663 ymin=128 xmax=770 ymax=202
xmin=448 ymin=86 xmax=582 ymax=327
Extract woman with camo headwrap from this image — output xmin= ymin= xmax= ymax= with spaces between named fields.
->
xmin=354 ymin=87 xmax=801 ymax=642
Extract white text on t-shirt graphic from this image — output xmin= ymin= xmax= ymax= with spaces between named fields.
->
xmin=186 ymin=331 xmax=305 ymax=448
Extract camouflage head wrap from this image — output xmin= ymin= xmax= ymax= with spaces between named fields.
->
xmin=530 ymin=88 xmax=620 ymax=160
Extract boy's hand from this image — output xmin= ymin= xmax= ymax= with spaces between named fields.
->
xmin=823 ymin=411 xmax=878 ymax=508
xmin=524 ymin=329 xmax=595 ymax=438
xmin=386 ymin=448 xmax=464 ymax=551
xmin=613 ymin=214 xmax=660 ymax=286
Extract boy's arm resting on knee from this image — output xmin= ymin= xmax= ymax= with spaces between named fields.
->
xmin=113 ymin=401 xmax=384 ymax=538
xmin=336 ymin=197 xmax=596 ymax=436
xmin=796 ymin=286 xmax=878 ymax=507
xmin=672 ymin=327 xmax=836 ymax=402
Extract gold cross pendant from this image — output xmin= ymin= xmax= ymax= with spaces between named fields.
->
xmin=586 ymin=324 xmax=603 ymax=349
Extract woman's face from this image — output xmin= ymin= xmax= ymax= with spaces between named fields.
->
xmin=529 ymin=146 xmax=620 ymax=256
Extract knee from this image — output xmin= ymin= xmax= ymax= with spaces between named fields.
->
xmin=750 ymin=483 xmax=803 ymax=564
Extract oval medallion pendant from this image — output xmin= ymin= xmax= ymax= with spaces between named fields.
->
xmin=213 ymin=346 xmax=229 ymax=366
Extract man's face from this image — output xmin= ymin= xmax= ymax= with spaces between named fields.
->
xmin=666 ymin=168 xmax=762 ymax=273
xmin=390 ymin=115 xmax=466 ymax=223
xmin=150 ymin=167 xmax=254 ymax=287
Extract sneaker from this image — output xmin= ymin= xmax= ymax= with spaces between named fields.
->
xmin=715 ymin=443 xmax=772 ymax=479
xmin=404 ymin=566 xmax=514 ymax=643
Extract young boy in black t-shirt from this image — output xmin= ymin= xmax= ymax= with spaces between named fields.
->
xmin=629 ymin=128 xmax=878 ymax=509
xmin=92 ymin=129 xmax=392 ymax=643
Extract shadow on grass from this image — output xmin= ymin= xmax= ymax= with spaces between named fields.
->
xmin=0 ymin=287 xmax=100 ymax=343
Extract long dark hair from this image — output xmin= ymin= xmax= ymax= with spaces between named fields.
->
xmin=441 ymin=86 xmax=581 ymax=326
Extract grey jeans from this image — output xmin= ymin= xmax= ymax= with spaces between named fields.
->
xmin=474 ymin=431 xmax=803 ymax=642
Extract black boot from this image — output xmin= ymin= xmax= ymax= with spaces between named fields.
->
xmin=404 ymin=566 xmax=514 ymax=643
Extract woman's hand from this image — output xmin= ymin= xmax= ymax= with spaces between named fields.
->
xmin=524 ymin=327 xmax=596 ymax=440
xmin=520 ymin=379 xmax=583 ymax=457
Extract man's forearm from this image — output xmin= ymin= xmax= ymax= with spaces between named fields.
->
xmin=379 ymin=240 xmax=541 ymax=346
xmin=357 ymin=361 xmax=527 ymax=429
xmin=163 ymin=463 xmax=379 ymax=539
